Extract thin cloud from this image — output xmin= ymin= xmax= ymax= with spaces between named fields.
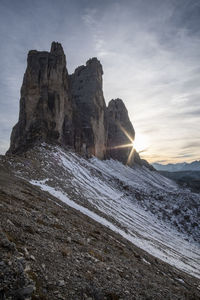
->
xmin=82 ymin=8 xmax=97 ymax=26
xmin=182 ymin=142 xmax=200 ymax=150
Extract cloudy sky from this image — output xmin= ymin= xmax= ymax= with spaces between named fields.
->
xmin=0 ymin=0 xmax=199 ymax=163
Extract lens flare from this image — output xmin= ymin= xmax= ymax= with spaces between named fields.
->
xmin=108 ymin=123 xmax=149 ymax=165
xmin=133 ymin=133 xmax=149 ymax=153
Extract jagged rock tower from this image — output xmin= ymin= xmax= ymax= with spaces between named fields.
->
xmin=8 ymin=42 xmax=74 ymax=153
xmin=8 ymin=42 xmax=145 ymax=167
xmin=107 ymin=99 xmax=141 ymax=165
xmin=70 ymin=58 xmax=107 ymax=159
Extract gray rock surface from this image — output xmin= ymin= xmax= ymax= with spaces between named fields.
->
xmin=70 ymin=58 xmax=107 ymax=159
xmin=0 ymin=230 xmax=35 ymax=299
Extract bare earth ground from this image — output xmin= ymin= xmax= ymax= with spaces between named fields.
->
xmin=0 ymin=167 xmax=200 ymax=300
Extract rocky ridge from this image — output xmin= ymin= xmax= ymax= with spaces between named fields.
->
xmin=7 ymin=42 xmax=144 ymax=166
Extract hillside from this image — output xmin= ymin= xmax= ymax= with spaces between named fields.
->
xmin=0 ymin=145 xmax=200 ymax=299
xmin=159 ymin=171 xmax=200 ymax=194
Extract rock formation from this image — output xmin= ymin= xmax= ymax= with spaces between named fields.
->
xmin=70 ymin=58 xmax=107 ymax=159
xmin=107 ymin=98 xmax=141 ymax=165
xmin=7 ymin=41 xmax=146 ymax=167
xmin=7 ymin=42 xmax=107 ymax=160
xmin=7 ymin=42 xmax=74 ymax=154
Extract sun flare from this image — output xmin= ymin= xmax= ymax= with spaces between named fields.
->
xmin=109 ymin=124 xmax=149 ymax=165
xmin=133 ymin=133 xmax=149 ymax=153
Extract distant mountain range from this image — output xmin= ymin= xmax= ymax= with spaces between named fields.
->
xmin=153 ymin=161 xmax=200 ymax=172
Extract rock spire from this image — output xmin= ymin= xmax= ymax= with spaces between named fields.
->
xmin=7 ymin=42 xmax=74 ymax=153
xmin=69 ymin=57 xmax=107 ymax=159
xmin=7 ymin=42 xmax=146 ymax=167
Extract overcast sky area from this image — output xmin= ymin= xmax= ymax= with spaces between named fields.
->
xmin=0 ymin=0 xmax=199 ymax=163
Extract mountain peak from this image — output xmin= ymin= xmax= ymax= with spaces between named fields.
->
xmin=50 ymin=41 xmax=64 ymax=54
xmin=107 ymin=98 xmax=137 ymax=165
xmin=153 ymin=161 xmax=200 ymax=171
xmin=7 ymin=42 xmax=146 ymax=168
xmin=108 ymin=98 xmax=128 ymax=113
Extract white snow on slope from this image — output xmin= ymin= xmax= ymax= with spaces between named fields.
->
xmin=31 ymin=179 xmax=200 ymax=278
xmin=90 ymin=156 xmax=178 ymax=192
xmin=28 ymin=145 xmax=200 ymax=279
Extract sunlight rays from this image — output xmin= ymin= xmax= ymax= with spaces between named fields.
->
xmin=109 ymin=123 xmax=149 ymax=165
xmin=127 ymin=146 xmax=135 ymax=165
xmin=110 ymin=143 xmax=133 ymax=149
xmin=118 ymin=123 xmax=134 ymax=144
xmin=109 ymin=123 xmax=135 ymax=165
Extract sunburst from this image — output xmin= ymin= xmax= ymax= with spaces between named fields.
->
xmin=109 ymin=123 xmax=148 ymax=165
xmin=108 ymin=123 xmax=135 ymax=165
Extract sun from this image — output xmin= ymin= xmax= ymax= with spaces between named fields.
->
xmin=109 ymin=124 xmax=149 ymax=165
xmin=133 ymin=133 xmax=149 ymax=153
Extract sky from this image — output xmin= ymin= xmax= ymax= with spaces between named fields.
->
xmin=0 ymin=0 xmax=199 ymax=163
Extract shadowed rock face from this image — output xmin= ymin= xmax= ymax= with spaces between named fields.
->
xmin=7 ymin=42 xmax=74 ymax=154
xmin=107 ymin=99 xmax=141 ymax=166
xmin=70 ymin=58 xmax=107 ymax=159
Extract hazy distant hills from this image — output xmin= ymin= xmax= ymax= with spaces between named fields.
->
xmin=153 ymin=161 xmax=200 ymax=172
xmin=153 ymin=161 xmax=200 ymax=193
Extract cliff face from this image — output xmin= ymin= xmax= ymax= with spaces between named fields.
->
xmin=8 ymin=42 xmax=74 ymax=154
xmin=7 ymin=43 xmax=107 ymax=160
xmin=70 ymin=58 xmax=107 ymax=159
xmin=7 ymin=42 xmax=145 ymax=167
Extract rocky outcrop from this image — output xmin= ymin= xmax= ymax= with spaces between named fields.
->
xmin=107 ymin=99 xmax=141 ymax=166
xmin=7 ymin=43 xmax=107 ymax=160
xmin=1 ymin=164 xmax=199 ymax=299
xmin=7 ymin=42 xmax=74 ymax=154
xmin=7 ymin=41 xmax=148 ymax=167
xmin=70 ymin=58 xmax=107 ymax=159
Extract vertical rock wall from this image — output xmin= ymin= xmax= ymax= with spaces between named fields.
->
xmin=69 ymin=58 xmax=107 ymax=159
xmin=7 ymin=42 xmax=74 ymax=154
